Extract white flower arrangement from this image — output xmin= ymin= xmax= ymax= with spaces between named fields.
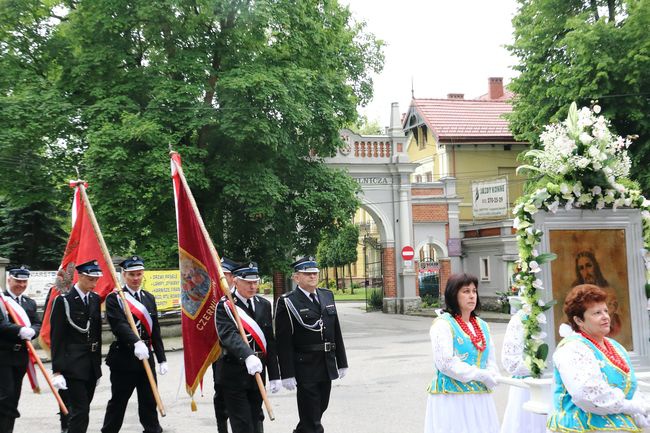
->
xmin=513 ymin=102 xmax=650 ymax=377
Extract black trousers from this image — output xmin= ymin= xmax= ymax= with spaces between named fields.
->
xmin=221 ymin=385 xmax=262 ymax=433
xmin=295 ymin=381 xmax=332 ymax=433
xmin=58 ymin=389 xmax=70 ymax=430
xmin=101 ymin=368 xmax=161 ymax=433
xmin=66 ymin=377 xmax=97 ymax=433
xmin=0 ymin=363 xmax=26 ymax=433
xmin=212 ymin=363 xmax=229 ymax=433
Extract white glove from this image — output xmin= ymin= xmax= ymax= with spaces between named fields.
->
xmin=338 ymin=367 xmax=348 ymax=379
xmin=269 ymin=379 xmax=282 ymax=394
xmin=18 ymin=327 xmax=35 ymax=340
xmin=634 ymin=413 xmax=650 ymax=428
xmin=478 ymin=370 xmax=499 ymax=390
xmin=96 ymin=377 xmax=101 ymax=387
xmin=52 ymin=374 xmax=68 ymax=390
xmin=158 ymin=362 xmax=168 ymax=375
xmin=133 ymin=341 xmax=150 ymax=360
xmin=244 ymin=355 xmax=263 ymax=376
xmin=282 ymin=377 xmax=297 ymax=391
xmin=623 ymin=398 xmax=647 ymax=416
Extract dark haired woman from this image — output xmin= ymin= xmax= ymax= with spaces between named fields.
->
xmin=424 ymin=273 xmax=500 ymax=433
xmin=547 ymin=284 xmax=649 ymax=432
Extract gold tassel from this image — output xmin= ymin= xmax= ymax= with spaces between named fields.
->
xmin=191 ymin=398 xmax=197 ymax=412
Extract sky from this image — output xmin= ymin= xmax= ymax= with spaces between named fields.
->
xmin=343 ymin=0 xmax=521 ymax=128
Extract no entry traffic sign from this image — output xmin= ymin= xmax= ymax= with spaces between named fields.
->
xmin=401 ymin=246 xmax=415 ymax=260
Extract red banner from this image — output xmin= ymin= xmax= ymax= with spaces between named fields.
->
xmin=171 ymin=153 xmax=222 ymax=402
xmin=39 ymin=184 xmax=115 ymax=350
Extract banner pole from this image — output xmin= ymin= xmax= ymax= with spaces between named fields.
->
xmin=0 ymin=297 xmax=68 ymax=415
xmin=75 ymin=181 xmax=166 ymax=417
xmin=170 ymin=153 xmax=275 ymax=420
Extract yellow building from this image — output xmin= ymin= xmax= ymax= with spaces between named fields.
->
xmin=403 ymin=78 xmax=528 ymax=222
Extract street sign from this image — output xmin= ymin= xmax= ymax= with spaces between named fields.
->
xmin=401 ymin=246 xmax=415 ymax=260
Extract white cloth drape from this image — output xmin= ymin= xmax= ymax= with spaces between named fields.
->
xmin=500 ymin=311 xmax=547 ymax=433
xmin=424 ymin=318 xmax=500 ymax=433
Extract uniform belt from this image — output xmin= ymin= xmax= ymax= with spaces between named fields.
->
xmin=0 ymin=343 xmax=25 ymax=351
xmin=296 ymin=342 xmax=336 ymax=352
xmin=69 ymin=342 xmax=100 ymax=352
xmin=222 ymin=350 xmax=265 ymax=363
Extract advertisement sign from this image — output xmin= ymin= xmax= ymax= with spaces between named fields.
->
xmin=472 ymin=177 xmax=509 ymax=218
xmin=142 ymin=270 xmax=181 ymax=312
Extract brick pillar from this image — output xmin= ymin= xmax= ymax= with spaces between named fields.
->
xmin=273 ymin=271 xmax=286 ymax=306
xmin=383 ymin=247 xmax=396 ymax=298
xmin=439 ymin=259 xmax=451 ymax=299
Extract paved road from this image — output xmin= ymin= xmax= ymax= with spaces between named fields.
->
xmin=18 ymin=303 xmax=512 ymax=433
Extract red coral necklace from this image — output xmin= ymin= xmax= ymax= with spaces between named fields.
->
xmin=454 ymin=315 xmax=486 ymax=351
xmin=579 ymin=331 xmax=629 ymax=373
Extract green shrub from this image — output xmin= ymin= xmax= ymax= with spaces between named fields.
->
xmin=421 ymin=294 xmax=440 ymax=308
xmin=367 ymin=288 xmax=383 ymax=310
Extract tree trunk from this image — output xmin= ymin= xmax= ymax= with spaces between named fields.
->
xmin=348 ymin=263 xmax=354 ymax=294
xmin=324 ymin=267 xmax=330 ymax=290
xmin=334 ymin=266 xmax=340 ymax=291
xmin=341 ymin=265 xmax=346 ymax=293
xmin=607 ymin=0 xmax=616 ymax=23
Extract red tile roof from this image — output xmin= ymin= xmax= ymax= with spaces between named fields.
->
xmin=406 ymin=98 xmax=515 ymax=143
xmin=476 ymin=90 xmax=515 ymax=101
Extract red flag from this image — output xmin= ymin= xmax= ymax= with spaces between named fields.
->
xmin=171 ymin=153 xmax=222 ymax=405
xmin=0 ymin=295 xmax=40 ymax=393
xmin=39 ymin=183 xmax=115 ymax=350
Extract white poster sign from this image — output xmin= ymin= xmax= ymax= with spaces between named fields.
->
xmin=472 ymin=177 xmax=508 ymax=218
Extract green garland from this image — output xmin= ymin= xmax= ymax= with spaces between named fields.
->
xmin=513 ymin=103 xmax=650 ymax=377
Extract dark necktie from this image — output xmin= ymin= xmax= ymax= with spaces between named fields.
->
xmin=309 ymin=293 xmax=319 ymax=305
xmin=82 ymin=295 xmax=89 ymax=312
xmin=247 ymin=298 xmax=254 ymax=316
xmin=134 ymin=291 xmax=141 ymax=303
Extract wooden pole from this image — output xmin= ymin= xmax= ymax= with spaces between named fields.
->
xmin=171 ymin=152 xmax=275 ymax=420
xmin=75 ymin=182 xmax=166 ymax=417
xmin=1 ymin=299 xmax=69 ymax=415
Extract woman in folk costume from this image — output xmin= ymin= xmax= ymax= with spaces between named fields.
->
xmin=547 ymin=284 xmax=650 ymax=433
xmin=500 ymin=308 xmax=547 ymax=433
xmin=424 ymin=273 xmax=500 ymax=433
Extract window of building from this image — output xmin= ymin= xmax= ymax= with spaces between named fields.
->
xmin=425 ymin=172 xmax=432 ymax=183
xmin=479 ymin=257 xmax=490 ymax=281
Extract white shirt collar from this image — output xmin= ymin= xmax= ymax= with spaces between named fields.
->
xmin=6 ymin=287 xmax=21 ymax=301
xmin=234 ymin=290 xmax=254 ymax=312
xmin=74 ymin=285 xmax=88 ymax=302
xmin=298 ymin=286 xmax=318 ymax=301
xmin=125 ymin=286 xmax=141 ymax=297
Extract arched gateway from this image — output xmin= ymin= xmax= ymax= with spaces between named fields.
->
xmin=325 ymin=103 xmax=462 ymax=313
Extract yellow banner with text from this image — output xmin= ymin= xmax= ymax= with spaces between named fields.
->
xmin=142 ymin=270 xmax=181 ymax=312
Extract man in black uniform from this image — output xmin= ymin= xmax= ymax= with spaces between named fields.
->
xmin=0 ymin=266 xmax=41 ymax=433
xmin=50 ymin=260 xmax=103 ymax=433
xmin=101 ymin=256 xmax=167 ymax=433
xmin=274 ymin=257 xmax=348 ymax=433
xmin=212 ymin=257 xmax=239 ymax=433
xmin=214 ymin=262 xmax=280 ymax=433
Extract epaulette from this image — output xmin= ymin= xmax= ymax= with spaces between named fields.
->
xmin=317 ymin=287 xmax=333 ymax=293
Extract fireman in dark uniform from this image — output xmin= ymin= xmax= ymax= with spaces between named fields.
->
xmin=0 ymin=266 xmax=41 ymax=433
xmin=101 ymin=256 xmax=167 ymax=433
xmin=274 ymin=257 xmax=348 ymax=433
xmin=50 ymin=260 xmax=103 ymax=433
xmin=212 ymin=257 xmax=239 ymax=433
xmin=214 ymin=262 xmax=280 ymax=433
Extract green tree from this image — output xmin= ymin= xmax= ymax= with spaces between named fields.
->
xmin=0 ymin=3 xmax=80 ymax=267
xmin=316 ymin=223 xmax=359 ymax=292
xmin=0 ymin=0 xmax=382 ymax=271
xmin=508 ymin=0 xmax=650 ymax=193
